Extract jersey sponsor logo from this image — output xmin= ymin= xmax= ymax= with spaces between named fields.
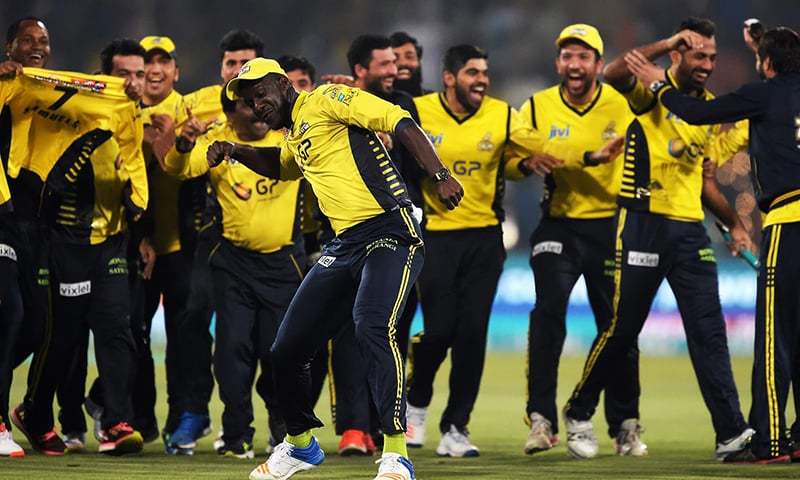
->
xmin=425 ymin=130 xmax=443 ymax=147
xmin=60 ymin=280 xmax=91 ymax=297
xmin=478 ymin=132 xmax=494 ymax=151
xmin=698 ymin=248 xmax=716 ymax=263
xmin=453 ymin=160 xmax=481 ymax=176
xmin=602 ymin=121 xmax=618 ymax=141
xmin=548 ymin=124 xmax=571 ymax=139
xmin=108 ymin=257 xmax=128 ymax=275
xmin=627 ymin=251 xmax=659 ymax=268
xmin=321 ymin=85 xmax=355 ymax=105
xmin=0 ymin=243 xmax=17 ymax=261
xmin=232 ymin=182 xmax=252 ymax=200
xmin=532 ymin=241 xmax=563 ymax=257
xmin=366 ymin=237 xmax=398 ymax=255
xmin=318 ymin=255 xmax=336 ymax=267
xmin=299 ymin=121 xmax=311 ymax=135
xmin=667 ymin=138 xmax=703 ymax=160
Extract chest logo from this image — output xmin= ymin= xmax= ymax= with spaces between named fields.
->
xmin=425 ymin=130 xmax=443 ymax=147
xmin=232 ymin=182 xmax=252 ymax=200
xmin=602 ymin=121 xmax=617 ymax=141
xmin=298 ymin=121 xmax=310 ymax=135
xmin=478 ymin=132 xmax=494 ymax=151
xmin=548 ymin=124 xmax=571 ymax=139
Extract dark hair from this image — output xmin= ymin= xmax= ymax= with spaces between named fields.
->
xmin=390 ymin=31 xmax=423 ymax=59
xmin=347 ymin=34 xmax=391 ymax=76
xmin=6 ymin=16 xmax=46 ymax=44
xmin=100 ymin=38 xmax=146 ymax=75
xmin=758 ymin=27 xmax=800 ymax=75
xmin=278 ymin=55 xmax=316 ymax=84
xmin=220 ymin=83 xmax=237 ymax=113
xmin=219 ymin=29 xmax=264 ymax=60
xmin=443 ymin=44 xmax=488 ymax=74
xmin=557 ymin=38 xmax=601 ymax=60
xmin=675 ymin=17 xmax=716 ymax=38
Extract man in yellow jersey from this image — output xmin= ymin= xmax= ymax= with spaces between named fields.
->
xmin=513 ymin=24 xmax=643 ymax=458
xmin=168 ymin=29 xmax=266 ymax=456
xmin=563 ymin=17 xmax=755 ymax=460
xmin=0 ymin=60 xmax=26 ymax=459
xmin=211 ymin=57 xmax=463 ymax=480
xmin=4 ymin=57 xmax=147 ymax=456
xmin=403 ymin=44 xmax=622 ymax=458
xmin=166 ymin=89 xmax=304 ymax=460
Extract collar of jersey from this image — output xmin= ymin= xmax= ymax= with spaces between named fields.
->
xmin=665 ymin=68 xmax=708 ymax=100
xmin=437 ymin=92 xmax=479 ymax=125
xmin=558 ymin=81 xmax=603 ymax=117
xmin=290 ymin=90 xmax=310 ymax=128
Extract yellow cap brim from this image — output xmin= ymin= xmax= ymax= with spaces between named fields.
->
xmin=225 ymin=58 xmax=287 ymax=100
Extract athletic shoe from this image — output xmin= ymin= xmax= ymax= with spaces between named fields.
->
xmin=136 ymin=418 xmax=158 ymax=444
xmin=791 ymin=442 xmax=800 ymax=462
xmin=364 ymin=432 xmax=378 ymax=455
xmin=98 ymin=422 xmax=143 ymax=455
xmin=723 ymin=447 xmax=791 ymax=464
xmin=266 ymin=434 xmax=281 ymax=455
xmin=614 ymin=418 xmax=648 ymax=456
xmin=84 ymin=397 xmax=104 ymax=442
xmin=249 ymin=437 xmax=325 ymax=480
xmin=169 ymin=412 xmax=211 ymax=454
xmin=63 ymin=432 xmax=86 ymax=453
xmin=563 ymin=411 xmax=598 ymax=459
xmin=524 ymin=412 xmax=558 ymax=455
xmin=339 ymin=429 xmax=370 ymax=456
xmin=217 ymin=439 xmax=255 ymax=459
xmin=11 ymin=404 xmax=66 ymax=456
xmin=405 ymin=404 xmax=427 ymax=448
xmin=213 ymin=428 xmax=225 ymax=451
xmin=435 ymin=425 xmax=479 ymax=458
xmin=373 ymin=453 xmax=416 ymax=480
xmin=0 ymin=423 xmax=25 ymax=457
xmin=715 ymin=427 xmax=755 ymax=461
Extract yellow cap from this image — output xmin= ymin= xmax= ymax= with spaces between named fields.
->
xmin=555 ymin=24 xmax=604 ymax=56
xmin=225 ymin=57 xmax=287 ymax=100
xmin=140 ymin=35 xmax=177 ymax=58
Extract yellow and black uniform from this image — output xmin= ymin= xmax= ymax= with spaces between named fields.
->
xmin=566 ymin=72 xmax=749 ymax=444
xmin=3 ymin=68 xmax=144 ymax=435
xmin=264 ymin=83 xmax=424 ymax=437
xmin=404 ymin=92 xmax=529 ymax=433
xmin=513 ymin=83 xmax=640 ymax=438
xmin=657 ymin=72 xmax=800 ymax=458
xmin=165 ymin=122 xmax=303 ymax=447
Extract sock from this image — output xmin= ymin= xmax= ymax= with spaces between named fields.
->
xmin=287 ymin=430 xmax=313 ymax=448
xmin=383 ymin=433 xmax=408 ymax=458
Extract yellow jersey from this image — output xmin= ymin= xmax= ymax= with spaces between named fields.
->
xmin=164 ymin=124 xmax=302 ymax=254
xmin=279 ymin=84 xmax=413 ymax=235
xmin=2 ymin=68 xmax=146 ymax=240
xmin=517 ymin=83 xmax=632 ymax=219
xmin=0 ymin=79 xmax=22 ymax=212
xmin=617 ymin=70 xmax=720 ymax=221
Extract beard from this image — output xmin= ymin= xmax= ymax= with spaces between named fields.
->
xmin=455 ymin=82 xmax=480 ymax=114
xmin=394 ymin=66 xmax=424 ymax=96
xmin=365 ymin=75 xmax=393 ymax=98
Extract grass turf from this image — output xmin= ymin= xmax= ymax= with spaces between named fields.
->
xmin=3 ymin=353 xmax=798 ymax=479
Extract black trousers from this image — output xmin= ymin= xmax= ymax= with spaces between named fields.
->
xmin=12 ymin=219 xmax=49 ymax=369
xmin=212 ymin=239 xmax=304 ymax=445
xmin=407 ymin=227 xmax=504 ymax=433
xmin=139 ymin=249 xmax=193 ymax=432
xmin=174 ymin=228 xmax=217 ymax=416
xmin=749 ymin=222 xmax=800 ymax=458
xmin=23 ymin=234 xmax=135 ymax=434
xmin=271 ymin=208 xmax=424 ymax=436
xmin=566 ymin=209 xmax=747 ymax=442
xmin=0 ymin=222 xmax=23 ymax=429
xmin=527 ymin=217 xmax=640 ymax=437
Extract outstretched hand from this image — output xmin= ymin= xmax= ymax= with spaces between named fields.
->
xmin=588 ymin=136 xmax=625 ymax=165
xmin=624 ymin=49 xmax=666 ymax=86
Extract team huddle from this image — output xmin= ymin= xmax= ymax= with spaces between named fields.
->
xmin=0 ymin=11 xmax=799 ymax=480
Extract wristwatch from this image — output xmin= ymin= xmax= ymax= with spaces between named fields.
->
xmin=433 ymin=167 xmax=451 ymax=183
xmin=648 ymin=79 xmax=667 ymax=94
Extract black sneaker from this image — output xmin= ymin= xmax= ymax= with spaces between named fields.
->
xmin=723 ymin=447 xmax=791 ymax=464
xmin=217 ymin=439 xmax=254 ymax=459
xmin=10 ymin=404 xmax=66 ymax=456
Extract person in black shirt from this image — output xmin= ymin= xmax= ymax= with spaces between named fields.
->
xmin=627 ymin=26 xmax=800 ymax=464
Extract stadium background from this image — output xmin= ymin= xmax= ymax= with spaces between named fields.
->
xmin=4 ymin=0 xmax=798 ymax=355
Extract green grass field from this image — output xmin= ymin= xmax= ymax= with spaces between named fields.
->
xmin=3 ymin=353 xmax=798 ymax=479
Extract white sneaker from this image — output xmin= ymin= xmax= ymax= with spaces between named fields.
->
xmin=614 ymin=419 xmax=647 ymax=456
xmin=405 ymin=404 xmax=427 ymax=448
xmin=249 ymin=437 xmax=325 ymax=480
xmin=0 ymin=423 xmax=25 ymax=457
xmin=564 ymin=413 xmax=598 ymax=459
xmin=715 ymin=427 xmax=755 ymax=461
xmin=63 ymin=432 xmax=87 ymax=453
xmin=524 ymin=412 xmax=558 ymax=455
xmin=373 ymin=453 xmax=416 ymax=479
xmin=435 ymin=425 xmax=479 ymax=458
xmin=213 ymin=428 xmax=225 ymax=451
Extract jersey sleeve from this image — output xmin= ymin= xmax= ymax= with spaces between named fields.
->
xmin=706 ymin=120 xmax=748 ymax=166
xmin=618 ymin=78 xmax=657 ymax=115
xmin=319 ymin=85 xmax=411 ymax=133
xmin=115 ymin=103 xmax=148 ymax=214
xmin=163 ymin=135 xmax=213 ymax=179
xmin=278 ymin=143 xmax=303 ymax=181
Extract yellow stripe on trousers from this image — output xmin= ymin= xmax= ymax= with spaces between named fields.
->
xmin=573 ymin=208 xmax=627 ymax=395
xmin=765 ymin=224 xmax=782 ymax=456
xmin=327 ymin=339 xmax=337 ymax=425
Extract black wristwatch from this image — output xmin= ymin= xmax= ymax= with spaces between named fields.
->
xmin=648 ymin=80 xmax=667 ymax=94
xmin=433 ymin=167 xmax=451 ymax=183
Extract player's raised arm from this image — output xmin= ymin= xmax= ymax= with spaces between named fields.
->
xmin=206 ymin=140 xmax=282 ymax=179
